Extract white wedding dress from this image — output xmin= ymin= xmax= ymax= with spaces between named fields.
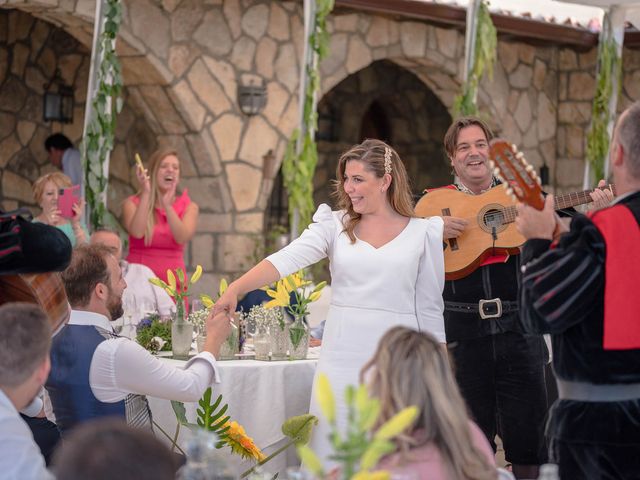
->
xmin=266 ymin=204 xmax=445 ymax=466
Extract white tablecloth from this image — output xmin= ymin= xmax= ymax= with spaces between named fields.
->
xmin=148 ymin=356 xmax=318 ymax=476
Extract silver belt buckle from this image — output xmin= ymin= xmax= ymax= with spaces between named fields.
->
xmin=479 ymin=298 xmax=502 ymax=319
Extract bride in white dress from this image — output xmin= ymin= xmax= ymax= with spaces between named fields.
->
xmin=214 ymin=139 xmax=445 ymax=466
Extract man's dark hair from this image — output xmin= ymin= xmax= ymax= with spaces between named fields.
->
xmin=52 ymin=419 xmax=177 ymax=480
xmin=443 ymin=116 xmax=494 ymax=159
xmin=0 ymin=303 xmax=51 ymax=387
xmin=61 ymin=244 xmax=114 ymax=308
xmin=44 ymin=133 xmax=73 ymax=152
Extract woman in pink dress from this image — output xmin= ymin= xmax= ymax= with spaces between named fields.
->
xmin=122 ymin=147 xmax=199 ymax=284
xmin=362 ymin=326 xmax=498 ymax=480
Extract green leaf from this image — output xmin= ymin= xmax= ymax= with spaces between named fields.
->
xmin=281 ymin=414 xmax=318 ymax=445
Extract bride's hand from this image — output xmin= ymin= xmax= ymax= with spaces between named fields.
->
xmin=213 ymin=287 xmax=239 ymax=316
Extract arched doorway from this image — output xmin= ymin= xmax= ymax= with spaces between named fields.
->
xmin=313 ymin=60 xmax=453 ymax=207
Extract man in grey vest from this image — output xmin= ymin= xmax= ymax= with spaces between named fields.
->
xmin=47 ymin=244 xmax=231 ymax=434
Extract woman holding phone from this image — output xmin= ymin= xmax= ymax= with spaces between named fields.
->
xmin=32 ymin=172 xmax=88 ymax=246
xmin=122 ymin=147 xmax=199 ymax=284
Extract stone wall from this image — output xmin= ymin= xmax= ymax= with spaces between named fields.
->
xmin=1 ymin=1 xmax=640 ymax=288
xmin=0 ymin=9 xmax=89 ymax=212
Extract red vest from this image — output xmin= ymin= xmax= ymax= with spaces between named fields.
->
xmin=589 ymin=205 xmax=640 ymax=350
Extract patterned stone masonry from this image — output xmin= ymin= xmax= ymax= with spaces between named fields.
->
xmin=1 ymin=1 xmax=640 ymax=289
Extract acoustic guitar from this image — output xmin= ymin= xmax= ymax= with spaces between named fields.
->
xmin=0 ymin=273 xmax=70 ymax=332
xmin=415 ymin=145 xmax=615 ymax=280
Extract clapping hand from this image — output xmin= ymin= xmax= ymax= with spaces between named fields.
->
xmin=135 ymin=163 xmax=151 ymax=194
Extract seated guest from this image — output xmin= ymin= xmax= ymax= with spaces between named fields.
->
xmin=32 ymin=172 xmax=88 ymax=247
xmin=90 ymin=228 xmax=174 ymax=319
xmin=52 ymin=418 xmax=177 ymax=480
xmin=361 ymin=326 xmax=497 ymax=480
xmin=46 ymin=244 xmax=231 ymax=435
xmin=0 ymin=303 xmax=55 ymax=479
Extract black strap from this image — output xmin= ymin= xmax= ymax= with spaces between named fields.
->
xmin=444 ymin=300 xmax=519 ymax=314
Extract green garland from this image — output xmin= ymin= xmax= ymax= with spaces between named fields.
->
xmin=454 ymin=0 xmax=497 ymax=117
xmin=282 ymin=0 xmax=334 ymax=234
xmin=82 ymin=0 xmax=124 ymax=230
xmin=586 ymin=17 xmax=621 ymax=185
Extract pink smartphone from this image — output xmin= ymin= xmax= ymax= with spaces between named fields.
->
xmin=58 ymin=185 xmax=81 ymax=219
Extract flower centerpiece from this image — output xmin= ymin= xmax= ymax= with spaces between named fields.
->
xmin=245 ymin=304 xmax=285 ymax=361
xmin=136 ymin=313 xmax=171 ymax=353
xmin=297 ymin=374 xmax=418 ymax=480
xmin=149 ymin=265 xmax=203 ymax=359
xmin=264 ymin=271 xmax=326 ymax=360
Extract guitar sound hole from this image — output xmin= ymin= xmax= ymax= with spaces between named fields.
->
xmin=483 ymin=209 xmax=505 ymax=230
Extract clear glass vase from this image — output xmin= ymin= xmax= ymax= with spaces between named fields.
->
xmin=269 ymin=323 xmax=288 ymax=360
xmin=288 ymin=314 xmax=309 ymax=360
xmin=218 ymin=323 xmax=239 ymax=360
xmin=171 ymin=299 xmax=193 ymax=360
xmin=254 ymin=330 xmax=270 ymax=361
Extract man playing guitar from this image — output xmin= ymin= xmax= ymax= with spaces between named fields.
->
xmin=420 ymin=116 xmax=611 ymax=479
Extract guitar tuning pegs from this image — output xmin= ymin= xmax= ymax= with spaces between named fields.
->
xmin=511 ymin=144 xmax=517 ymax=152
xmin=493 ymin=168 xmax=501 ymax=177
xmin=516 ymin=152 xmax=525 ymax=160
xmin=525 ymin=165 xmax=534 ymax=172
xmin=536 ymin=177 xmax=541 ymax=186
xmin=506 ymin=187 xmax=514 ymax=196
xmin=510 ymin=193 xmax=517 ymax=201
xmin=489 ymin=160 xmax=496 ymax=169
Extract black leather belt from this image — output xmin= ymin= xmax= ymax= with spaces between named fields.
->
xmin=444 ymin=298 xmax=519 ymax=319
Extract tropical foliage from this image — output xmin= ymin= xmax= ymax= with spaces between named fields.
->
xmin=282 ymin=0 xmax=334 ymax=234
xmin=82 ymin=0 xmax=123 ymax=229
xmin=454 ymin=0 xmax=497 ymax=117
xmin=586 ymin=13 xmax=621 ymax=185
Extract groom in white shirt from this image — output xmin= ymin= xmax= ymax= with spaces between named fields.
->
xmin=46 ymin=244 xmax=231 ymax=434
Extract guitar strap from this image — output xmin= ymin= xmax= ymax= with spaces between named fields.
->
xmin=589 ymin=204 xmax=640 ymax=350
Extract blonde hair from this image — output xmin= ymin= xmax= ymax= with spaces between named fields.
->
xmin=138 ymin=147 xmax=179 ymax=246
xmin=332 ymin=139 xmax=415 ymax=243
xmin=361 ymin=327 xmax=496 ymax=480
xmin=33 ymin=172 xmax=72 ymax=204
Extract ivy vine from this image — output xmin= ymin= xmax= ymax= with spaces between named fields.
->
xmin=82 ymin=0 xmax=124 ymax=230
xmin=586 ymin=15 xmax=621 ymax=185
xmin=454 ymin=0 xmax=497 ymax=117
xmin=282 ymin=0 xmax=334 ymax=235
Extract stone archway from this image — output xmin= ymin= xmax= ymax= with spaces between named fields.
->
xmin=313 ymin=59 xmax=453 ymax=208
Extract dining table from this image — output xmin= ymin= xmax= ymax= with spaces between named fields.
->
xmin=147 ymin=352 xmax=319 ymax=477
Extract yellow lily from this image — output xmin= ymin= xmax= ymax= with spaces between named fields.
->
xmin=373 ymin=406 xmax=418 ymax=441
xmin=219 ymin=278 xmax=228 ymax=297
xmin=316 ymin=373 xmax=336 ymax=424
xmin=190 ymin=265 xmax=203 ymax=284
xmin=296 ymin=445 xmax=324 ymax=477
xmin=167 ymin=269 xmax=177 ymax=291
xmin=309 ymin=291 xmax=322 ymax=302
xmin=352 ymin=470 xmax=391 ymax=480
xmin=200 ymin=294 xmax=214 ymax=309
xmin=264 ymin=281 xmax=290 ymax=309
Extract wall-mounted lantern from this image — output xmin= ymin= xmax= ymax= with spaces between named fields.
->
xmin=43 ymin=68 xmax=74 ymax=124
xmin=238 ymin=79 xmax=267 ymax=116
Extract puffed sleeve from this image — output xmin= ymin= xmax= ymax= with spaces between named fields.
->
xmin=415 ymin=217 xmax=446 ymax=342
xmin=266 ymin=204 xmax=336 ymax=278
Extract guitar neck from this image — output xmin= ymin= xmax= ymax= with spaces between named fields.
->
xmin=502 ymin=184 xmax=616 ymax=223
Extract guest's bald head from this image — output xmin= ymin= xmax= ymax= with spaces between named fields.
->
xmin=90 ymin=229 xmax=122 ymax=261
